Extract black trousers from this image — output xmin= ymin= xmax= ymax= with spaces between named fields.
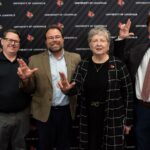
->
xmin=36 ymin=105 xmax=72 ymax=150
xmin=88 ymin=104 xmax=105 ymax=150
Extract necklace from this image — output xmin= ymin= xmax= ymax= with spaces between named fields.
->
xmin=94 ymin=64 xmax=103 ymax=72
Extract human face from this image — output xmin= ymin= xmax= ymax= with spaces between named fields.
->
xmin=45 ymin=28 xmax=64 ymax=53
xmin=89 ymin=34 xmax=109 ymax=56
xmin=1 ymin=32 xmax=20 ymax=56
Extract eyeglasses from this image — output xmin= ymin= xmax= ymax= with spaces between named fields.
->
xmin=3 ymin=37 xmax=20 ymax=45
xmin=46 ymin=35 xmax=62 ymax=41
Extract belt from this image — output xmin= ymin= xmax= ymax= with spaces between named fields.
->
xmin=138 ymin=100 xmax=150 ymax=108
xmin=51 ymin=105 xmax=69 ymax=110
xmin=90 ymin=101 xmax=105 ymax=107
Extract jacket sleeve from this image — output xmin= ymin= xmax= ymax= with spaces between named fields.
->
xmin=19 ymin=56 xmax=36 ymax=93
xmin=67 ymin=61 xmax=83 ymax=96
xmin=113 ymin=40 xmax=127 ymax=61
xmin=119 ymin=62 xmax=134 ymax=126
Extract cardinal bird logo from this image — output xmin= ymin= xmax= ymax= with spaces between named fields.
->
xmin=27 ymin=34 xmax=34 ymax=42
xmin=88 ymin=11 xmax=95 ymax=18
xmin=57 ymin=0 xmax=64 ymax=7
xmin=117 ymin=0 xmax=125 ymax=6
xmin=26 ymin=11 xmax=34 ymax=18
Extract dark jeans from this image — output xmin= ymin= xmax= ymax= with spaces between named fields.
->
xmin=0 ymin=108 xmax=30 ymax=150
xmin=135 ymin=101 xmax=150 ymax=150
xmin=36 ymin=105 xmax=72 ymax=150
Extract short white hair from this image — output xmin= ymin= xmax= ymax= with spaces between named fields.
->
xmin=88 ymin=26 xmax=111 ymax=44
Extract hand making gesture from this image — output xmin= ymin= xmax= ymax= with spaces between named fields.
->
xmin=17 ymin=58 xmax=38 ymax=81
xmin=58 ymin=72 xmax=75 ymax=93
xmin=119 ymin=18 xmax=134 ymax=39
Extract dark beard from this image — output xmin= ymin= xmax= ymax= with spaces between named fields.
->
xmin=48 ymin=45 xmax=64 ymax=53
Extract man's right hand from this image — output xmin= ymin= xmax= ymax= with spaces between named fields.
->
xmin=17 ymin=58 xmax=38 ymax=81
xmin=58 ymin=72 xmax=75 ymax=93
xmin=119 ymin=18 xmax=134 ymax=39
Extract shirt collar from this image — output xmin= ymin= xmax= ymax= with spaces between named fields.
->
xmin=0 ymin=51 xmax=19 ymax=63
xmin=48 ymin=49 xmax=64 ymax=60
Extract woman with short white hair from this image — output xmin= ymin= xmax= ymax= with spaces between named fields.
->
xmin=58 ymin=26 xmax=133 ymax=150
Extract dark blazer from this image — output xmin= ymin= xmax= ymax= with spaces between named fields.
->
xmin=26 ymin=50 xmax=81 ymax=122
xmin=69 ymin=56 xmax=133 ymax=150
xmin=114 ymin=41 xmax=150 ymax=83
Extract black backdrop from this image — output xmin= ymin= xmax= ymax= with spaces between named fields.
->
xmin=0 ymin=0 xmax=150 ymax=54
xmin=0 ymin=0 xmax=150 ymax=150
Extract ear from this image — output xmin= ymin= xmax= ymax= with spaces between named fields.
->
xmin=0 ymin=38 xmax=4 ymax=47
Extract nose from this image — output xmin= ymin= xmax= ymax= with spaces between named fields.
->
xmin=52 ymin=37 xmax=60 ymax=41
xmin=10 ymin=41 xmax=15 ymax=45
xmin=52 ymin=37 xmax=57 ymax=41
xmin=96 ymin=41 xmax=102 ymax=45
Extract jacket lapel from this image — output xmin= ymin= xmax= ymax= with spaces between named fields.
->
xmin=41 ymin=51 xmax=52 ymax=83
xmin=64 ymin=52 xmax=72 ymax=82
xmin=41 ymin=51 xmax=73 ymax=84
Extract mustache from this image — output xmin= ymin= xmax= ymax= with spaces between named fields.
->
xmin=48 ymin=45 xmax=64 ymax=52
xmin=50 ymin=41 xmax=60 ymax=45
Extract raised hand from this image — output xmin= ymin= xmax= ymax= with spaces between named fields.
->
xmin=119 ymin=18 xmax=134 ymax=39
xmin=17 ymin=58 xmax=38 ymax=81
xmin=58 ymin=72 xmax=75 ymax=93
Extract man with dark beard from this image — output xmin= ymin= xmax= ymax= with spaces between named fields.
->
xmin=17 ymin=25 xmax=81 ymax=150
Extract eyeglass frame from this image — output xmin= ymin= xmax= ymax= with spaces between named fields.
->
xmin=3 ymin=37 xmax=20 ymax=45
xmin=46 ymin=35 xmax=63 ymax=41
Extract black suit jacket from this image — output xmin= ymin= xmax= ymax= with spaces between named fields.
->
xmin=128 ymin=43 xmax=150 ymax=79
xmin=114 ymin=40 xmax=150 ymax=147
xmin=114 ymin=40 xmax=150 ymax=83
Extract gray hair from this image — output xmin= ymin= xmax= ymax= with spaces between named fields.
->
xmin=88 ymin=26 xmax=111 ymax=44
